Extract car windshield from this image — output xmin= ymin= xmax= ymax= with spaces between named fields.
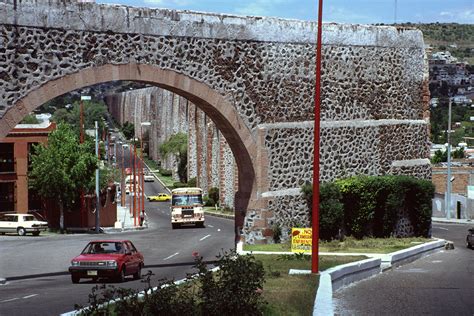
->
xmin=172 ymin=194 xmax=203 ymax=206
xmin=82 ymin=242 xmax=124 ymax=254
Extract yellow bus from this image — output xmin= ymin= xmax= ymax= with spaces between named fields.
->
xmin=170 ymin=187 xmax=204 ymax=229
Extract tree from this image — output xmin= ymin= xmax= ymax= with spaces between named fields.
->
xmin=160 ymin=133 xmax=188 ymax=183
xmin=121 ymin=121 xmax=135 ymax=140
xmin=52 ymin=100 xmax=108 ymax=135
xmin=29 ymin=124 xmax=98 ymax=233
xmin=21 ymin=114 xmax=39 ymax=124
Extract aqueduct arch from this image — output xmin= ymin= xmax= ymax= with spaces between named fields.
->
xmin=0 ymin=0 xmax=431 ymax=243
xmin=2 ymin=64 xmax=259 ymax=240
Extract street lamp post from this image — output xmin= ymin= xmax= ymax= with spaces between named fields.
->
xmin=95 ymin=121 xmax=100 ymax=233
xmin=140 ymin=122 xmax=151 ymax=215
xmin=311 ymin=0 xmax=324 ymax=274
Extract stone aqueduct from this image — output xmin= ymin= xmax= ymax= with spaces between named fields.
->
xmin=0 ymin=0 xmax=431 ymax=243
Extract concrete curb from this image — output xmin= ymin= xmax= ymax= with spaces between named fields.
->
xmin=204 ymin=211 xmax=234 ymax=220
xmin=0 ymin=278 xmax=6 ymax=285
xmin=381 ymin=239 xmax=446 ymax=270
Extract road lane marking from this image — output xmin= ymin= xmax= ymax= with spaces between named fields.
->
xmin=200 ymin=234 xmax=211 ymax=241
xmin=436 ymin=227 xmax=449 ymax=231
xmin=163 ymin=252 xmax=179 ymax=260
xmin=22 ymin=294 xmax=38 ymax=299
xmin=1 ymin=297 xmax=19 ymax=303
xmin=207 ymin=225 xmax=214 ymax=228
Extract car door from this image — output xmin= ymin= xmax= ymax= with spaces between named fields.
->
xmin=126 ymin=241 xmax=141 ymax=272
xmin=121 ymin=242 xmax=133 ymax=273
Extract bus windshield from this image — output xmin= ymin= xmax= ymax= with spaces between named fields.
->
xmin=172 ymin=194 xmax=203 ymax=206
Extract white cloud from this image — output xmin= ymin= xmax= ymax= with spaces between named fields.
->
xmin=438 ymin=9 xmax=474 ymax=23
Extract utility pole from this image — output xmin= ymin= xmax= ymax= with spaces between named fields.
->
xmin=446 ymin=99 xmax=452 ymax=219
xmin=95 ymin=121 xmax=100 ymax=233
xmin=133 ymin=143 xmax=137 ymax=226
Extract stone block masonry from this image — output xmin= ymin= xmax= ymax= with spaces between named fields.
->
xmin=1 ymin=0 xmax=431 ymax=243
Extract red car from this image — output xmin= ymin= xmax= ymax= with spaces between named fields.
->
xmin=68 ymin=240 xmax=144 ymax=283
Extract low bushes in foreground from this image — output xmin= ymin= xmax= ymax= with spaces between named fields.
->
xmin=74 ymin=250 xmax=266 ymax=316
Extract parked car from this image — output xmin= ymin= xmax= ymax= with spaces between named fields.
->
xmin=69 ymin=240 xmax=144 ymax=283
xmin=144 ymin=172 xmax=155 ymax=182
xmin=147 ymin=193 xmax=171 ymax=202
xmin=467 ymin=228 xmax=474 ymax=249
xmin=0 ymin=213 xmax=48 ymax=236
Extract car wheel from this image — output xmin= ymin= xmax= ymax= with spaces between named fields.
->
xmin=116 ymin=267 xmax=126 ymax=283
xmin=32 ymin=231 xmax=40 ymax=236
xmin=197 ymin=222 xmax=205 ymax=228
xmin=133 ymin=264 xmax=142 ymax=280
xmin=172 ymin=223 xmax=179 ymax=229
xmin=71 ymin=274 xmax=80 ymax=284
xmin=468 ymin=241 xmax=473 ymax=249
xmin=17 ymin=227 xmax=26 ymax=236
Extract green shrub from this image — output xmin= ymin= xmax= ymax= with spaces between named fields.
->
xmin=208 ymin=187 xmax=219 ymax=205
xmin=337 ymin=175 xmax=434 ymax=239
xmin=319 ymin=182 xmax=344 ymax=241
xmin=160 ymin=169 xmax=172 ymax=176
xmin=187 ymin=177 xmax=197 ymax=187
xmin=173 ymin=182 xmax=187 ymax=188
xmin=75 ymin=250 xmax=266 ymax=315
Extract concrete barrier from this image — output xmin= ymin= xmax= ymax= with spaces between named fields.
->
xmin=383 ymin=239 xmax=446 ymax=269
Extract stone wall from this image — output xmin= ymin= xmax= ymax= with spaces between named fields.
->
xmin=1 ymin=1 xmax=431 ymax=243
xmin=105 ymin=87 xmax=238 ymax=206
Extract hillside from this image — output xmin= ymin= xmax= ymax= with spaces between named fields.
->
xmin=398 ymin=23 xmax=474 ymax=64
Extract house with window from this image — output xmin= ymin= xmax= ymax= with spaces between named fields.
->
xmin=0 ymin=121 xmax=56 ymax=214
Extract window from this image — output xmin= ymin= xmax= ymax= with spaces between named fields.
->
xmin=0 ymin=182 xmax=14 ymax=212
xmin=0 ymin=143 xmax=14 ymax=173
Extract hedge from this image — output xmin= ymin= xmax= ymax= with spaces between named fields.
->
xmin=306 ymin=175 xmax=435 ymax=240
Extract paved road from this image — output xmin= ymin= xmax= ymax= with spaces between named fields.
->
xmin=333 ymin=222 xmax=474 ymax=315
xmin=0 ymin=156 xmax=235 ymax=315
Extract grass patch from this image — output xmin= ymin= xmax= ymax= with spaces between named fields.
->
xmin=244 ymin=237 xmax=432 ymax=254
xmin=256 ymin=254 xmax=366 ymax=315
xmin=204 ymin=206 xmax=234 ymax=216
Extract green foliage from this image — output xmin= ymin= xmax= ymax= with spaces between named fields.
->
xmin=52 ymin=100 xmax=108 ymax=133
xmin=187 ymin=177 xmax=197 ymax=187
xmin=208 ymin=187 xmax=219 ymax=206
xmin=302 ymin=175 xmax=434 ymax=240
xmin=319 ymin=182 xmax=345 ymax=241
xmin=336 ymin=175 xmax=434 ymax=239
xmin=75 ymin=250 xmax=266 ymax=315
xmin=160 ymin=169 xmax=172 ymax=176
xmin=173 ymin=182 xmax=187 ymax=188
xmin=160 ymin=133 xmax=188 ymax=183
xmin=431 ymin=149 xmax=448 ymax=163
xmin=121 ymin=121 xmax=135 ymax=140
xmin=28 ymin=124 xmax=98 ymax=231
xmin=272 ymin=224 xmax=282 ymax=244
xmin=21 ymin=114 xmax=39 ymax=124
xmin=29 ymin=123 xmax=97 ymax=200
xmin=453 ymin=147 xmax=465 ymax=159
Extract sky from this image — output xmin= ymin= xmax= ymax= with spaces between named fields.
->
xmin=96 ymin=0 xmax=474 ymax=24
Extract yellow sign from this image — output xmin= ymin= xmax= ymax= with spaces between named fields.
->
xmin=291 ymin=228 xmax=312 ymax=253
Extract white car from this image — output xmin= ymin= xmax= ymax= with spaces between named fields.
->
xmin=0 ymin=213 xmax=48 ymax=236
xmin=144 ymin=173 xmax=155 ymax=182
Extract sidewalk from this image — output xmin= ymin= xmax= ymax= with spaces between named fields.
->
xmin=103 ymin=202 xmax=147 ymax=233
xmin=432 ymin=216 xmax=473 ymax=225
